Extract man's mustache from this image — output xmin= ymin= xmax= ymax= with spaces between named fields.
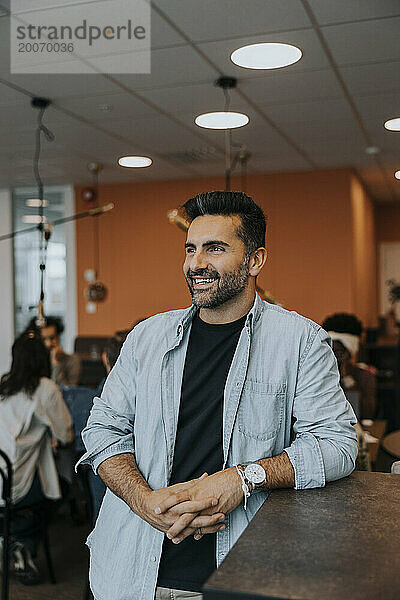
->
xmin=187 ymin=269 xmax=220 ymax=279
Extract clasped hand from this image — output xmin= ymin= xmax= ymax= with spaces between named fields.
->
xmin=145 ymin=468 xmax=242 ymax=544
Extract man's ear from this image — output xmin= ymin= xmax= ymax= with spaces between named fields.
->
xmin=102 ymin=351 xmax=110 ymax=373
xmin=248 ymin=247 xmax=267 ymax=276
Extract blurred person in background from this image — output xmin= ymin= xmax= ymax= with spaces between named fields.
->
xmin=0 ymin=332 xmax=73 ymax=585
xmin=322 ymin=313 xmax=377 ymax=471
xmin=88 ymin=333 xmax=131 ymax=521
xmin=27 ymin=315 xmax=81 ymax=386
xmin=322 ymin=313 xmax=377 ymax=420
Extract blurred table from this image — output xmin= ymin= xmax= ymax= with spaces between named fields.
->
xmin=382 ymin=430 xmax=400 ymax=459
xmin=203 ymin=472 xmax=400 ymax=600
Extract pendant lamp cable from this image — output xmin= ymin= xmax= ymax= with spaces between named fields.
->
xmin=31 ymin=97 xmax=55 ymax=326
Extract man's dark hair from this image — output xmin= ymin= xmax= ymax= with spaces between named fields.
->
xmin=0 ymin=332 xmax=51 ymax=398
xmin=322 ymin=313 xmax=363 ymax=337
xmin=27 ymin=315 xmax=64 ymax=335
xmin=104 ymin=338 xmax=123 ymax=371
xmin=182 ymin=191 xmax=266 ymax=255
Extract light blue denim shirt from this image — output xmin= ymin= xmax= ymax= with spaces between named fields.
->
xmin=78 ymin=294 xmax=357 ymax=600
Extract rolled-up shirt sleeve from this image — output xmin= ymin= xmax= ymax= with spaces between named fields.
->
xmin=284 ymin=327 xmax=358 ymax=489
xmin=76 ymin=331 xmax=137 ymax=474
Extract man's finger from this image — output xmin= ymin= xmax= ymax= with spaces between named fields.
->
xmin=173 ymin=520 xmax=227 ymax=544
xmin=167 ymin=512 xmax=225 ymax=540
xmin=168 ymin=497 xmax=218 ymax=516
xmin=166 ymin=512 xmax=198 ymax=540
xmin=154 ymin=491 xmax=188 ymax=514
xmin=190 ymin=513 xmax=225 ymax=529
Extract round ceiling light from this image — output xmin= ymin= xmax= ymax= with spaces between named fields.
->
xmin=231 ymin=42 xmax=302 ymax=70
xmin=195 ymin=111 xmax=249 ymax=129
xmin=384 ymin=117 xmax=400 ymax=131
xmin=395 ymin=170 xmax=400 ymax=180
xmin=118 ymin=156 xmax=152 ymax=168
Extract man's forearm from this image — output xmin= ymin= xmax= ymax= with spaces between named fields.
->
xmin=256 ymin=451 xmax=295 ymax=490
xmin=97 ymin=453 xmax=226 ymax=538
xmin=97 ymin=452 xmax=151 ymax=516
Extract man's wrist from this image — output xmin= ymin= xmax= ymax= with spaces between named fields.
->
xmin=237 ymin=462 xmax=268 ymax=492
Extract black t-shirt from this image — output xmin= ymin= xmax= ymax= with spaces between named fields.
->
xmin=157 ymin=311 xmax=246 ymax=592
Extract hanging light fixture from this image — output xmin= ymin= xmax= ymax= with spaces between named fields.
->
xmin=384 ymin=117 xmax=400 ymax=131
xmin=195 ymin=76 xmax=249 ymax=131
xmin=195 ymin=111 xmax=249 ymax=129
xmin=231 ymin=42 xmax=302 ymax=70
xmin=118 ymin=155 xmax=152 ymax=167
xmin=84 ymin=162 xmax=108 ymax=312
xmin=195 ymin=77 xmax=250 ymax=191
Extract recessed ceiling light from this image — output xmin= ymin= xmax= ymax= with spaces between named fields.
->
xmin=195 ymin=111 xmax=249 ymax=129
xmin=395 ymin=170 xmax=400 ymax=180
xmin=97 ymin=103 xmax=113 ymax=112
xmin=365 ymin=146 xmax=380 ymax=155
xmin=26 ymin=198 xmax=48 ymax=207
xmin=384 ymin=117 xmax=400 ymax=131
xmin=118 ymin=156 xmax=152 ymax=168
xmin=22 ymin=215 xmax=47 ymax=224
xmin=231 ymin=42 xmax=302 ymax=70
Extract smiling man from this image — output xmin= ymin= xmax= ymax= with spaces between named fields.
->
xmin=78 ymin=191 xmax=357 ymax=600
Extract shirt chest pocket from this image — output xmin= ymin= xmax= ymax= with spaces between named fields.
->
xmin=237 ymin=380 xmax=286 ymax=441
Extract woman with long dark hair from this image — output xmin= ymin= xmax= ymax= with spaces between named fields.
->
xmin=0 ymin=332 xmax=73 ymax=585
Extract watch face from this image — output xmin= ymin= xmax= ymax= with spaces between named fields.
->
xmin=244 ymin=463 xmax=265 ymax=484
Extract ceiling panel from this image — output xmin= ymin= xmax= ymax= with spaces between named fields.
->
xmin=240 ymin=153 xmax=311 ymax=174
xmin=97 ymin=113 xmax=223 ymax=156
xmin=154 ymin=0 xmax=311 ymax=42
xmin=354 ymin=92 xmax=400 ymax=132
xmin=239 ymin=68 xmax=342 ymax=106
xmin=299 ymin=137 xmax=370 ymax=168
xmin=112 ymin=45 xmax=217 ymax=90
xmin=339 ymin=60 xmax=400 ymax=96
xmin=0 ymin=1 xmax=397 ymax=200
xmin=259 ymin=96 xmax=361 ymax=142
xmin=53 ymin=91 xmax=158 ymax=122
xmin=308 ymin=0 xmax=400 ymax=25
xmin=2 ymin=73 xmax=118 ymax=98
xmin=150 ymin=7 xmax=186 ymax=49
xmin=322 ymin=17 xmax=400 ymax=65
xmin=139 ymin=81 xmax=246 ymax=116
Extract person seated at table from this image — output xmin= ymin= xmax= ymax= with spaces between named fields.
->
xmin=0 ymin=332 xmax=73 ymax=585
xmin=27 ymin=315 xmax=81 ymax=386
xmin=322 ymin=313 xmax=377 ymax=420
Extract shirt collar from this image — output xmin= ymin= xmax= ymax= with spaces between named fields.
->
xmin=176 ymin=292 xmax=264 ymax=338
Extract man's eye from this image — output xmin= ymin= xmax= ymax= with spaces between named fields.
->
xmin=185 ymin=248 xmax=195 ymax=254
xmin=209 ymin=246 xmax=224 ymax=252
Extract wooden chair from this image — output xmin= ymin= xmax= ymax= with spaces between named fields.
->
xmin=0 ymin=449 xmax=12 ymax=600
xmin=0 ymin=449 xmax=56 ymax=597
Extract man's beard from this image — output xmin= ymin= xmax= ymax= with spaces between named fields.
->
xmin=185 ymin=258 xmax=250 ymax=309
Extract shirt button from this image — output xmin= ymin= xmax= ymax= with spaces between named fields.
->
xmin=151 ymin=555 xmax=157 ymax=562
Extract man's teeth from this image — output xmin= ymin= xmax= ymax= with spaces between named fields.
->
xmin=194 ymin=277 xmax=215 ymax=284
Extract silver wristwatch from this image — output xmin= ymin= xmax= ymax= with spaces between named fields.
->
xmin=239 ymin=463 xmax=267 ymax=492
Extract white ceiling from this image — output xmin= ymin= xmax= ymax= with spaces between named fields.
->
xmin=0 ymin=0 xmax=399 ymax=201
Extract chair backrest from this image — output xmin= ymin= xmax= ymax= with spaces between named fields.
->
xmin=61 ymin=385 xmax=97 ymax=453
xmin=0 ymin=449 xmax=12 ymax=506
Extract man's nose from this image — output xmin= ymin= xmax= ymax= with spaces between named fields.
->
xmin=190 ymin=251 xmax=208 ymax=271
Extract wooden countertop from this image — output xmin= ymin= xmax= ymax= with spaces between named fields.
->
xmin=204 ymin=472 xmax=400 ymax=600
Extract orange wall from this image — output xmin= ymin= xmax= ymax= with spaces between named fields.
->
xmin=375 ymin=202 xmax=400 ymax=244
xmin=350 ymin=175 xmax=377 ymax=328
xmin=75 ymin=168 xmax=375 ymax=335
